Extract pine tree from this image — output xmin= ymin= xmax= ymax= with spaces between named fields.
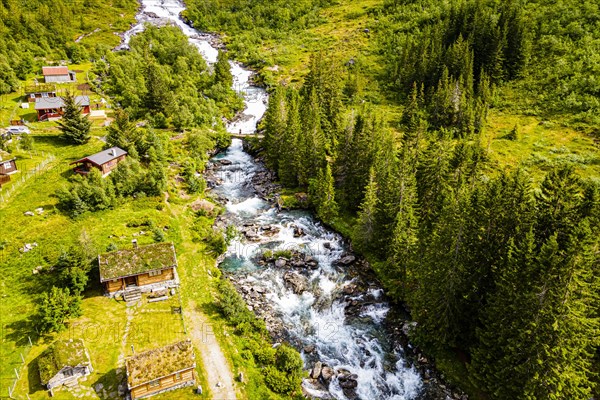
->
xmin=58 ymin=92 xmax=92 ymax=144
xmin=144 ymin=60 xmax=173 ymax=113
xmin=262 ymin=86 xmax=288 ymax=172
xmin=309 ymin=162 xmax=338 ymax=223
xmin=354 ymin=168 xmax=379 ymax=254
xmin=298 ymin=88 xmax=325 ymax=186
xmin=214 ymin=50 xmax=233 ymax=88
xmin=106 ymin=108 xmax=140 ymax=155
xmin=385 ymin=169 xmax=419 ymax=300
xmin=278 ymin=88 xmax=301 ymax=187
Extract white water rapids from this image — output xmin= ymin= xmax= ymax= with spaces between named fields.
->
xmin=119 ymin=1 xmax=441 ymax=398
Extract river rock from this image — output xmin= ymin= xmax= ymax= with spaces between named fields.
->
xmin=338 ymin=255 xmax=356 ymax=265
xmin=311 ymin=361 xmax=322 ymax=379
xmin=292 ymin=225 xmax=304 ymax=237
xmin=275 ymin=258 xmax=287 ymax=268
xmin=24 ymin=211 xmax=35 ymax=216
xmin=321 ymin=366 xmax=335 ymax=382
xmin=283 ymin=272 xmax=308 ymax=294
xmin=219 ymin=159 xmax=232 ymax=165
xmin=303 ymin=345 xmax=316 ymax=354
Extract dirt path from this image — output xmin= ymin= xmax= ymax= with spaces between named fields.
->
xmin=186 ymin=300 xmax=237 ymax=400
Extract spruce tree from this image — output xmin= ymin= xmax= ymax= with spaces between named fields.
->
xmin=298 ymin=88 xmax=325 ymax=186
xmin=214 ymin=50 xmax=233 ymax=88
xmin=58 ymin=92 xmax=92 ymax=145
xmin=309 ymin=162 xmax=338 ymax=223
xmin=262 ymin=86 xmax=288 ymax=172
xmin=106 ymin=108 xmax=139 ymax=155
xmin=354 ymin=168 xmax=379 ymax=254
xmin=385 ymin=169 xmax=419 ymax=300
xmin=278 ymin=88 xmax=301 ymax=187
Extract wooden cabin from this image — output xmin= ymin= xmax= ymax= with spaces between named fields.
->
xmin=25 ymin=84 xmax=57 ymax=102
xmin=38 ymin=339 xmax=93 ymax=391
xmin=0 ymin=158 xmax=17 ymax=187
xmin=35 ymin=95 xmax=90 ymax=121
xmin=126 ymin=340 xmax=196 ymax=400
xmin=98 ymin=242 xmax=179 ymax=297
xmin=0 ymin=158 xmax=17 ymax=175
xmin=70 ymin=147 xmax=127 ymax=177
xmin=42 ymin=66 xmax=76 ymax=83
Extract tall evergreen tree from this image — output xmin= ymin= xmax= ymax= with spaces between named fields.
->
xmin=309 ymin=162 xmax=338 ymax=223
xmin=58 ymin=92 xmax=92 ymax=145
xmin=214 ymin=50 xmax=233 ymax=88
xmin=354 ymin=168 xmax=379 ymax=254
xmin=105 ymin=108 xmax=140 ymax=156
xmin=298 ymin=88 xmax=325 ymax=186
xmin=278 ymin=88 xmax=302 ymax=187
xmin=262 ymin=86 xmax=288 ymax=172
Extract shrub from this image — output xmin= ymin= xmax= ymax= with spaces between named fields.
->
xmin=264 ymin=365 xmax=300 ymax=394
xmin=36 ymin=287 xmax=82 ymax=334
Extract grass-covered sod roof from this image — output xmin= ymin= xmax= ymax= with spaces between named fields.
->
xmin=98 ymin=242 xmax=177 ymax=281
xmin=125 ymin=340 xmax=195 ymax=387
xmin=38 ymin=339 xmax=91 ymax=384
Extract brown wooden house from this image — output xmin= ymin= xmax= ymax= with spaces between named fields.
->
xmin=35 ymin=96 xmax=90 ymax=121
xmin=98 ymin=242 xmax=179 ymax=297
xmin=0 ymin=158 xmax=17 ymax=187
xmin=70 ymin=147 xmax=127 ymax=177
xmin=126 ymin=340 xmax=196 ymax=399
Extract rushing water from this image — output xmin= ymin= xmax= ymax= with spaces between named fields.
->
xmin=120 ymin=2 xmax=441 ymax=399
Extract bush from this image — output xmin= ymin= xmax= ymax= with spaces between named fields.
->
xmin=20 ymin=133 xmax=34 ymax=150
xmin=153 ymin=228 xmax=166 ymax=242
xmin=264 ymin=365 xmax=300 ymax=394
xmin=36 ymin=287 xmax=82 ymax=334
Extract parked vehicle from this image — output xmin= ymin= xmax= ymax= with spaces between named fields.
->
xmin=5 ymin=126 xmax=30 ymax=134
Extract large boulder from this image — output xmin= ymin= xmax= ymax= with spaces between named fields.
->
xmin=283 ymin=272 xmax=308 ymax=294
xmin=321 ymin=366 xmax=335 ymax=382
xmin=311 ymin=361 xmax=323 ymax=379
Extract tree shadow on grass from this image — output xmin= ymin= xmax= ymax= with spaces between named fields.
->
xmin=197 ymin=299 xmax=221 ymax=319
xmin=92 ymin=368 xmax=125 ymax=399
xmin=27 ymin=353 xmax=46 ymax=395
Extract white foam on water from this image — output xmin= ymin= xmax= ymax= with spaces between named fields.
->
xmin=226 ymin=197 xmax=266 ymax=215
xmin=360 ymin=303 xmax=390 ymax=324
xmin=122 ymin=0 xmax=425 ymax=397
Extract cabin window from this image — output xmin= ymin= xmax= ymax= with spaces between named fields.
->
xmin=175 ymin=372 xmax=181 ymax=380
xmin=149 ymin=380 xmax=160 ymax=388
xmin=148 ymin=270 xmax=162 ymax=277
xmin=3 ymin=162 xmax=11 ymax=169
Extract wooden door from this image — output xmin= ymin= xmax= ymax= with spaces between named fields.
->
xmin=125 ymin=276 xmax=137 ymax=287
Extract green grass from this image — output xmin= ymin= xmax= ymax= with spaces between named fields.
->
xmin=483 ymin=111 xmax=600 ymax=181
xmin=1 ymin=126 xmax=293 ymax=399
xmin=1 ymin=61 xmax=109 ymax=126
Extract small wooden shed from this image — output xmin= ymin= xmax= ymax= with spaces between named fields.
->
xmin=126 ymin=340 xmax=196 ymax=399
xmin=38 ymin=339 xmax=93 ymax=390
xmin=0 ymin=158 xmax=17 ymax=187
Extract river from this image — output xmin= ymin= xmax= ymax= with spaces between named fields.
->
xmin=120 ymin=1 xmax=448 ymax=399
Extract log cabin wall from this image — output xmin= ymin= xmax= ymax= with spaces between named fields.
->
xmin=137 ymin=268 xmax=175 ymax=286
xmin=129 ymin=368 xmax=195 ymax=399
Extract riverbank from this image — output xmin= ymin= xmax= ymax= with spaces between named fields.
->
xmin=205 ymin=138 xmax=469 ymax=400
